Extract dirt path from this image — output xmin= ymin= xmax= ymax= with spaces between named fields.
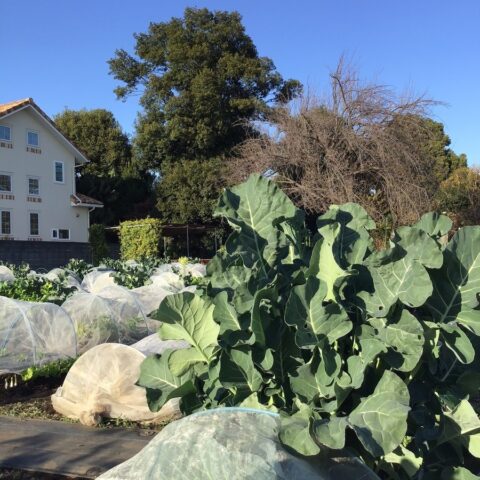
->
xmin=0 ymin=416 xmax=155 ymax=479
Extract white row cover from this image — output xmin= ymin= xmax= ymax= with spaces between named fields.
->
xmin=51 ymin=337 xmax=189 ymax=425
xmin=0 ymin=264 xmax=204 ymax=374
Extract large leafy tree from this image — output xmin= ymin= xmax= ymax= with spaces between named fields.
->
xmin=54 ymin=108 xmax=155 ymax=226
xmin=54 ymin=108 xmax=133 ymax=177
xmin=108 ymin=7 xmax=302 ymax=169
xmin=392 ymin=116 xmax=467 ymax=184
xmin=156 ymin=158 xmax=224 ymax=224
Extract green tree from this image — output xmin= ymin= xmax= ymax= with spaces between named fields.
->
xmin=108 ymin=7 xmax=302 ymax=169
xmin=422 ymin=119 xmax=467 ymax=182
xmin=156 ymin=158 xmax=224 ymax=224
xmin=438 ymin=167 xmax=480 ymax=225
xmin=55 ymin=108 xmax=155 ymax=226
xmin=54 ymin=108 xmax=132 ymax=177
xmin=391 ymin=116 xmax=467 ymax=184
xmin=77 ymin=174 xmax=155 ymax=226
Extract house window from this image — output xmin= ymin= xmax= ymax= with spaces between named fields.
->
xmin=29 ymin=213 xmax=39 ymax=236
xmin=0 ymin=125 xmax=11 ymax=142
xmin=1 ymin=211 xmax=11 ymax=235
xmin=59 ymin=229 xmax=70 ymax=240
xmin=28 ymin=177 xmax=40 ymax=195
xmin=54 ymin=161 xmax=64 ymax=183
xmin=0 ymin=174 xmax=12 ymax=192
xmin=27 ymin=131 xmax=39 ymax=147
xmin=52 ymin=228 xmax=70 ymax=240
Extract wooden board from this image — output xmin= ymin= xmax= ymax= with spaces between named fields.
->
xmin=0 ymin=416 xmax=156 ymax=478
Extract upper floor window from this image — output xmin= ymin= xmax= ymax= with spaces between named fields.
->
xmin=54 ymin=161 xmax=64 ymax=183
xmin=0 ymin=174 xmax=12 ymax=192
xmin=28 ymin=177 xmax=40 ymax=196
xmin=27 ymin=130 xmax=39 ymax=147
xmin=1 ymin=211 xmax=11 ymax=235
xmin=0 ymin=125 xmax=11 ymax=142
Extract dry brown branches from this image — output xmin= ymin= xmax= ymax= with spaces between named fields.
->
xmin=228 ymin=59 xmax=442 ymax=226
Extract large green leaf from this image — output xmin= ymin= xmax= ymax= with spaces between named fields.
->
xmin=313 ymin=416 xmax=348 ymax=449
xmin=383 ymin=445 xmax=423 ymax=477
xmin=440 ymin=324 xmax=475 ymax=364
xmin=358 ymin=226 xmax=445 ymax=316
xmin=214 ymin=174 xmax=297 ymax=273
xmin=219 ymin=347 xmax=263 ymax=392
xmin=289 ymin=346 xmax=341 ymax=402
xmin=425 ymin=227 xmax=480 ymax=333
xmin=365 ymin=309 xmax=425 ymax=372
xmin=348 ymin=371 xmax=410 ymax=456
xmin=414 ymin=212 xmax=453 ymax=239
xmin=154 ymin=292 xmax=219 ymax=366
xmin=395 ymin=226 xmax=443 ymax=269
xmin=285 ymin=276 xmax=351 ymax=348
xmin=213 ymin=291 xmax=242 ymax=334
xmin=346 ymin=337 xmax=387 ymax=389
xmin=313 ymin=372 xmax=410 ymax=456
xmin=138 ymin=351 xmax=194 ymax=411
xmin=308 ymin=223 xmax=352 ymax=301
xmin=168 ymin=348 xmax=214 ymax=376
xmin=279 ymin=404 xmax=321 ymax=456
xmin=441 ymin=467 xmax=480 ymax=480
xmin=317 ymin=202 xmax=375 ymax=266
xmin=317 ymin=202 xmax=376 ymax=232
xmin=439 ymin=400 xmax=480 ymax=458
xmin=359 ymin=256 xmax=433 ymax=316
xmin=250 ymin=286 xmax=278 ymax=348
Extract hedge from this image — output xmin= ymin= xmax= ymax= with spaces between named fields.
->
xmin=119 ymin=218 xmax=162 ymax=260
xmin=88 ymin=224 xmax=108 ymax=265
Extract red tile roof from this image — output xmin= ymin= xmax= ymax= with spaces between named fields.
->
xmin=71 ymin=193 xmax=103 ymax=207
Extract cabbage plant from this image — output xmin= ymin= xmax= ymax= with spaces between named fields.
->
xmin=138 ymin=174 xmax=480 ymax=479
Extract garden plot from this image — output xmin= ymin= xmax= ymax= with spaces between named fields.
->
xmin=0 ymin=261 xmax=204 ymax=374
xmin=0 ymin=298 xmax=76 ymax=375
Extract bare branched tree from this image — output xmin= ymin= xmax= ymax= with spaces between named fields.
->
xmin=228 ymin=58 xmax=442 ymax=226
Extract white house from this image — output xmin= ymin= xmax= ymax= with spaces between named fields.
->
xmin=0 ymin=98 xmax=102 ymax=244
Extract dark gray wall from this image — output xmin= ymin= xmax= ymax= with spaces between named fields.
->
xmin=0 ymin=241 xmax=91 ymax=271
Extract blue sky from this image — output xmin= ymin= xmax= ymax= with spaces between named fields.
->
xmin=2 ymin=0 xmax=479 ymax=163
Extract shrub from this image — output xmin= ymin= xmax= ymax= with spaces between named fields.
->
xmin=139 ymin=174 xmax=480 ymax=479
xmin=119 ymin=218 xmax=162 ymax=260
xmin=88 ymin=224 xmax=109 ymax=265
xmin=438 ymin=167 xmax=480 ymax=226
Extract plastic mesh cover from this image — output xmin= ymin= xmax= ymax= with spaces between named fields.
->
xmin=171 ymin=262 xmax=206 ymax=278
xmin=97 ymin=408 xmax=380 ymax=480
xmin=51 ymin=343 xmax=179 ymax=426
xmin=131 ymin=333 xmax=189 ymax=356
xmin=96 ymin=286 xmax=150 ymax=341
xmin=44 ymin=268 xmax=82 ymax=290
xmin=149 ymin=271 xmax=185 ymax=292
xmin=0 ymin=297 xmax=77 ymax=374
xmin=62 ymin=286 xmax=150 ymax=354
xmin=81 ymin=269 xmax=116 ymax=293
xmin=0 ymin=266 xmax=15 ymax=283
xmin=133 ymin=284 xmax=196 ymax=316
xmin=131 ymin=284 xmax=174 ymax=316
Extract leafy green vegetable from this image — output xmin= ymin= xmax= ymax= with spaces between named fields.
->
xmin=139 ymin=174 xmax=480 ymax=478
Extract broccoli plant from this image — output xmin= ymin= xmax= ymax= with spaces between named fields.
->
xmin=138 ymin=174 xmax=480 ymax=478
